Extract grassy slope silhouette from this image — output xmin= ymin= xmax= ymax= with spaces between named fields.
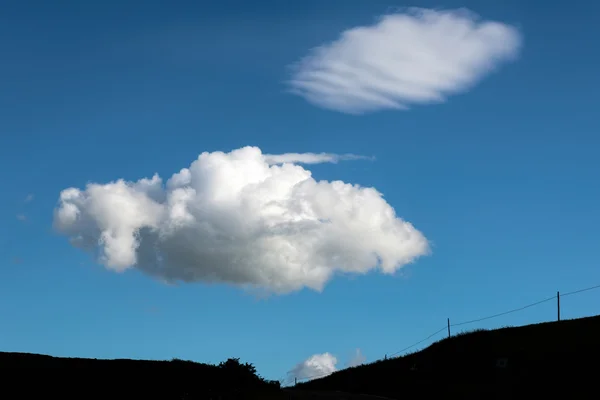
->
xmin=293 ymin=315 xmax=600 ymax=399
xmin=2 ymin=315 xmax=599 ymax=399
xmin=0 ymin=354 xmax=282 ymax=399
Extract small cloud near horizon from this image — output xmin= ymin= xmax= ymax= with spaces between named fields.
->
xmin=288 ymin=353 xmax=338 ymax=383
xmin=288 ymin=7 xmax=522 ymax=114
xmin=287 ymin=348 xmax=367 ymax=384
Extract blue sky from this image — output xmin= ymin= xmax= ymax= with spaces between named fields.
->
xmin=1 ymin=0 xmax=600 ymax=383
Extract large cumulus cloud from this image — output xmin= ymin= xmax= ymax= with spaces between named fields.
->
xmin=54 ymin=146 xmax=428 ymax=294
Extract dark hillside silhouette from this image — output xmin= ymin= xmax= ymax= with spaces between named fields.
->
xmin=0 ymin=353 xmax=281 ymax=399
xmin=3 ymin=315 xmax=600 ymax=399
xmin=293 ymin=315 xmax=600 ymax=399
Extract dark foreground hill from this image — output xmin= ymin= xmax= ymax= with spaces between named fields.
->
xmin=0 ymin=351 xmax=393 ymax=400
xmin=293 ymin=315 xmax=600 ymax=399
xmin=0 ymin=354 xmax=282 ymax=399
xmin=3 ymin=315 xmax=599 ymax=399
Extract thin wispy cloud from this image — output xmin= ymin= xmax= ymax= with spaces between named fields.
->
xmin=53 ymin=146 xmax=428 ymax=295
xmin=24 ymin=194 xmax=34 ymax=203
xmin=288 ymin=7 xmax=522 ymax=114
xmin=346 ymin=348 xmax=367 ymax=367
xmin=264 ymin=152 xmax=373 ymax=165
xmin=16 ymin=214 xmax=27 ymax=222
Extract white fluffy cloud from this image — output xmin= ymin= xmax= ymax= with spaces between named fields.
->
xmin=289 ymin=353 xmax=338 ymax=382
xmin=289 ymin=7 xmax=521 ymax=114
xmin=288 ymin=348 xmax=366 ymax=384
xmin=53 ymin=146 xmax=428 ymax=294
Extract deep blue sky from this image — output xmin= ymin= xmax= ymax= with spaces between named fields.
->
xmin=1 ymin=0 xmax=600 ymax=381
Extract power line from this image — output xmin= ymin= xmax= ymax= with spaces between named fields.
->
xmin=451 ymin=282 xmax=600 ymax=328
xmin=389 ymin=326 xmax=447 ymax=357
xmin=292 ymin=282 xmax=600 ymax=384
xmin=562 ymin=283 xmax=600 ymax=297
xmin=451 ymin=295 xmax=556 ymax=327
xmin=386 ymin=282 xmax=600 ymax=361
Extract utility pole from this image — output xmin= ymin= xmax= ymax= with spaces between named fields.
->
xmin=557 ymin=291 xmax=561 ymax=321
xmin=447 ymin=318 xmax=451 ymax=338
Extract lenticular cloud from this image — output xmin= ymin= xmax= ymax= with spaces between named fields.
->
xmin=289 ymin=7 xmax=522 ymax=114
xmin=54 ymin=146 xmax=428 ymax=294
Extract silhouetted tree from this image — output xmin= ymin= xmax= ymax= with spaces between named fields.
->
xmin=218 ymin=357 xmax=262 ymax=390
